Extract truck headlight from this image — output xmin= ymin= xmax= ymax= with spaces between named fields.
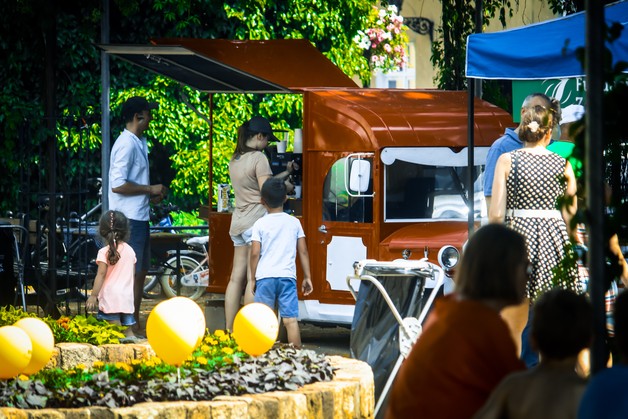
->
xmin=438 ymin=245 xmax=459 ymax=270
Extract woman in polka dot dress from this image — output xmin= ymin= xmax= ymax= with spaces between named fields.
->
xmin=489 ymin=99 xmax=580 ymax=356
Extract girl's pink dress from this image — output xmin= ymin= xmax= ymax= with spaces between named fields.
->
xmin=96 ymin=242 xmax=136 ymax=314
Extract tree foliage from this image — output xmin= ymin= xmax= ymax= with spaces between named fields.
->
xmin=0 ymin=0 xmax=405 ymax=214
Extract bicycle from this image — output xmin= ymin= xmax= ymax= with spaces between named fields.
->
xmin=143 ymin=234 xmax=209 ymax=301
xmin=143 ymin=202 xmax=209 ymax=301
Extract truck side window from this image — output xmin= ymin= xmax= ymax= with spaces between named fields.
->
xmin=322 ymin=157 xmax=373 ymax=223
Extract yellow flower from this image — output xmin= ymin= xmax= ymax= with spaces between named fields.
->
xmin=75 ymin=363 xmax=87 ymax=370
xmin=219 ymin=334 xmax=229 ymax=342
xmin=152 ymin=357 xmax=162 ymax=365
xmin=145 ymin=360 xmax=154 ymax=367
xmin=201 ymin=344 xmax=210 ymax=352
xmin=197 ymin=356 xmax=208 ymax=365
xmin=214 ymin=330 xmax=225 ymax=337
xmin=92 ymin=361 xmax=104 ymax=368
xmin=114 ymin=362 xmax=133 ymax=372
xmin=131 ymin=359 xmax=142 ymax=365
xmin=18 ymin=374 xmax=29 ymax=381
xmin=222 ymin=347 xmax=234 ymax=355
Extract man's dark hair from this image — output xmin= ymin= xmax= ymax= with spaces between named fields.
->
xmin=261 ymin=178 xmax=286 ymax=209
xmin=532 ymin=289 xmax=592 ymax=359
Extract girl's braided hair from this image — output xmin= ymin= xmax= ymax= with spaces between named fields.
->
xmin=98 ymin=210 xmax=130 ymax=265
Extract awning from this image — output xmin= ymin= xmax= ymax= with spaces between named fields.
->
xmin=466 ymin=1 xmax=628 ymax=80
xmin=97 ymin=38 xmax=358 ymax=93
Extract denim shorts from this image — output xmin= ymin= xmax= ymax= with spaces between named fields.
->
xmin=128 ymin=219 xmax=150 ymax=272
xmin=254 ymin=277 xmax=298 ymax=318
xmin=97 ymin=311 xmax=136 ymax=326
xmin=230 ymin=227 xmax=253 ymax=247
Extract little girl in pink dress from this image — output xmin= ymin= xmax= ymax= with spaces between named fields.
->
xmin=86 ymin=210 xmax=137 ymax=341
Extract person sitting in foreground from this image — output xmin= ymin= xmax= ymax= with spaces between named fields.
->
xmin=578 ymin=291 xmax=628 ymax=418
xmin=475 ymin=289 xmax=592 ymax=419
xmin=385 ymin=224 xmax=527 ymax=419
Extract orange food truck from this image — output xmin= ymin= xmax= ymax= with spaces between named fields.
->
xmin=100 ymin=39 xmax=513 ymax=325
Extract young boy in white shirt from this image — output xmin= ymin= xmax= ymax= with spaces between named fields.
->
xmin=249 ymin=178 xmax=313 ymax=348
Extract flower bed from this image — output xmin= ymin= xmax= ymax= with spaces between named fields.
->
xmin=0 ymin=352 xmax=374 ymax=418
xmin=0 ymin=307 xmax=375 ymax=417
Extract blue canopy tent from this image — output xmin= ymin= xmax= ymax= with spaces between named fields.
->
xmin=465 ymin=1 xmax=628 ymax=373
xmin=466 ymin=1 xmax=628 ymax=79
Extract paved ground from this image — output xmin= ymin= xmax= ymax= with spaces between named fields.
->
xmin=25 ymin=292 xmax=352 ymax=358
xmin=138 ymin=295 xmax=351 ymax=357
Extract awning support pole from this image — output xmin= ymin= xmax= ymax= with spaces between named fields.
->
xmin=585 ymin=0 xmax=607 ymax=375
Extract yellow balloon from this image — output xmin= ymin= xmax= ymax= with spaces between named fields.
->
xmin=14 ymin=318 xmax=55 ymax=375
xmin=0 ymin=326 xmax=33 ymax=379
xmin=146 ymin=297 xmax=205 ymax=366
xmin=232 ymin=303 xmax=279 ymax=356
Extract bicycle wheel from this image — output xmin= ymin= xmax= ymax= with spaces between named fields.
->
xmin=143 ymin=274 xmax=163 ymax=299
xmin=160 ymin=255 xmax=205 ymax=300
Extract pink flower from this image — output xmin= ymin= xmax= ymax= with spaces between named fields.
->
xmin=384 ymin=43 xmax=392 ymax=53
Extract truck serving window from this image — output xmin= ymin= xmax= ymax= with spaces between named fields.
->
xmin=323 ymin=156 xmax=373 ymax=223
xmin=382 ymin=147 xmax=488 ymax=222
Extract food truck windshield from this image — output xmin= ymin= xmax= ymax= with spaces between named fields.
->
xmin=322 ymin=146 xmax=488 ymax=224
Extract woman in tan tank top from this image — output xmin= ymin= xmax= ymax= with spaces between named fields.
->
xmin=225 ymin=116 xmax=296 ymax=331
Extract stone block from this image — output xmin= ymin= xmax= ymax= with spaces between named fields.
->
xmin=44 ymin=347 xmax=60 ymax=370
xmin=56 ymin=343 xmax=103 ymax=370
xmin=132 ymin=342 xmax=156 ymax=360
xmin=55 ymin=408 xmax=92 ymax=419
xmin=111 ymin=402 xmax=183 ymax=419
xmin=213 ymin=395 xmax=271 ymax=417
xmin=100 ymin=344 xmax=135 ymax=364
xmin=24 ymin=409 xmax=64 ymax=418
xmin=297 ymin=383 xmax=335 ymax=419
xmin=0 ymin=407 xmax=28 ymax=418
xmin=254 ymin=391 xmax=307 ymax=419
xmin=85 ymin=407 xmax=115 ymax=419
xmin=207 ymin=399 xmax=248 ymax=419
xmin=186 ymin=401 xmax=213 ymax=418
xmin=328 ymin=356 xmax=375 ymax=417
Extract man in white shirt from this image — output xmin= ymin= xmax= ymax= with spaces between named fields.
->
xmin=109 ymin=96 xmax=168 ymax=333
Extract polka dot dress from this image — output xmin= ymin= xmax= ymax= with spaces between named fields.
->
xmin=505 ymin=149 xmax=579 ymax=300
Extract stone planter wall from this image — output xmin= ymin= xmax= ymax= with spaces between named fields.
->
xmin=1 ymin=343 xmax=374 ymax=419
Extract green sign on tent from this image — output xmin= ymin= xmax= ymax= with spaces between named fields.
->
xmin=512 ymin=78 xmax=586 ymax=122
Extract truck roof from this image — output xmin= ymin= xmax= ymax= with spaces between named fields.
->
xmin=302 ymin=88 xmax=514 ymax=150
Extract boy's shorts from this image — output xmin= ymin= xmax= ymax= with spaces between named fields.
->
xmin=128 ymin=219 xmax=150 ymax=273
xmin=230 ymin=227 xmax=253 ymax=247
xmin=254 ymin=277 xmax=298 ymax=318
xmin=97 ymin=311 xmax=136 ymax=326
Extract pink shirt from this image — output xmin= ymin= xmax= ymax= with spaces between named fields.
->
xmin=96 ymin=242 xmax=136 ymax=314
